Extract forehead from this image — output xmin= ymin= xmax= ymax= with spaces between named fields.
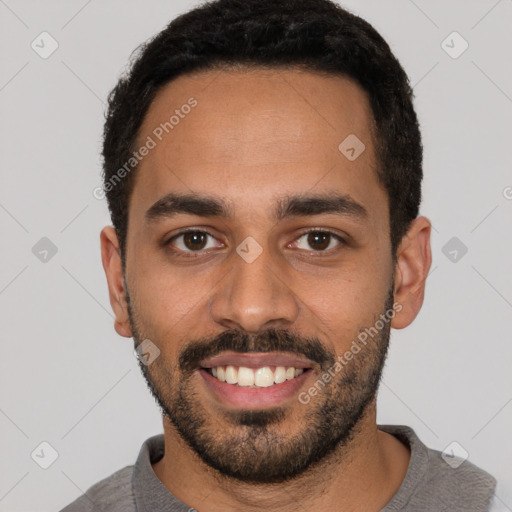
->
xmin=131 ymin=67 xmax=385 ymax=223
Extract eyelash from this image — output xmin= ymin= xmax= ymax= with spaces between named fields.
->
xmin=166 ymin=229 xmax=346 ymax=257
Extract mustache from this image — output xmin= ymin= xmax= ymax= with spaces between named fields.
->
xmin=178 ymin=327 xmax=335 ymax=372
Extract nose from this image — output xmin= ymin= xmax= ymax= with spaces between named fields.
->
xmin=209 ymin=239 xmax=300 ymax=333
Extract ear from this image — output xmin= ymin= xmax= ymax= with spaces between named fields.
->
xmin=100 ymin=226 xmax=133 ymax=338
xmin=391 ymin=216 xmax=432 ymax=330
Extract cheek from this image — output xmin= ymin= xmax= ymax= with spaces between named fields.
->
xmin=139 ymin=233 xmax=216 ymax=318
xmin=128 ymin=251 xmax=206 ymax=340
xmin=297 ymin=262 xmax=390 ymax=345
xmin=136 ymin=276 xmax=204 ymax=333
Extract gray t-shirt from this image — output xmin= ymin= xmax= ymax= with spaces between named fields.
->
xmin=60 ymin=424 xmax=497 ymax=511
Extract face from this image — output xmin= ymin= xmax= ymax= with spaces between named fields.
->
xmin=104 ymin=68 xmax=418 ymax=483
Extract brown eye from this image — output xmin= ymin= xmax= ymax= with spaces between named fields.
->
xmin=182 ymin=231 xmax=208 ymax=250
xmin=169 ymin=230 xmax=218 ymax=253
xmin=307 ymin=232 xmax=330 ymax=250
xmin=294 ymin=231 xmax=344 ymax=252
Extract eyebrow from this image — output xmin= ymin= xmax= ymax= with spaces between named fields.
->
xmin=145 ymin=192 xmax=368 ymax=224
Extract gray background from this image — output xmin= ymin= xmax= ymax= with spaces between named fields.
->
xmin=1 ymin=0 xmax=511 ymax=510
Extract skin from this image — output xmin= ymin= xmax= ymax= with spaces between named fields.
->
xmin=101 ymin=68 xmax=431 ymax=511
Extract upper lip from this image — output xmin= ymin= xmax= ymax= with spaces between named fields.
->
xmin=200 ymin=351 xmax=315 ymax=369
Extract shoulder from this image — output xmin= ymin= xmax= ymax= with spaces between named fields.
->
xmin=60 ymin=465 xmax=136 ymax=512
xmin=380 ymin=425 xmax=496 ymax=511
xmin=422 ymin=448 xmax=496 ymax=508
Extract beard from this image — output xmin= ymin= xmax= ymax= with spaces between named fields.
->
xmin=126 ymin=283 xmax=394 ymax=484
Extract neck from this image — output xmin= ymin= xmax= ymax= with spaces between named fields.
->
xmin=152 ymin=401 xmax=411 ymax=512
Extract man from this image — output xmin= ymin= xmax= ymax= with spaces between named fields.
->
xmin=62 ymin=0 xmax=497 ymax=510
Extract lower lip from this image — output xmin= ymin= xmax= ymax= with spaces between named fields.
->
xmin=199 ymin=368 xmax=312 ymax=409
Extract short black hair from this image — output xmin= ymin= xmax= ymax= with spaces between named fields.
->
xmin=102 ymin=0 xmax=422 ymax=265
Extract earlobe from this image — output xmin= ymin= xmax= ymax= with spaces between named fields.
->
xmin=100 ymin=226 xmax=133 ymax=338
xmin=391 ymin=216 xmax=432 ymax=330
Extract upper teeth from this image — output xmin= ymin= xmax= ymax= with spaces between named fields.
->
xmin=210 ymin=365 xmax=304 ymax=387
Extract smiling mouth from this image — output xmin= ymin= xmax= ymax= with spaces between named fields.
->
xmin=201 ymin=365 xmax=312 ymax=388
